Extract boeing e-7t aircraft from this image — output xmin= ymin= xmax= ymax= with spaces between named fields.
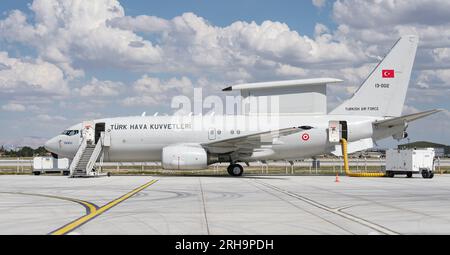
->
xmin=44 ymin=35 xmax=441 ymax=176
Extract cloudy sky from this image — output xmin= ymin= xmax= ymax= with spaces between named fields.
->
xmin=0 ymin=0 xmax=449 ymax=148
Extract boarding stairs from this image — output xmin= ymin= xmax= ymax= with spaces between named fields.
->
xmin=69 ymin=132 xmax=107 ymax=178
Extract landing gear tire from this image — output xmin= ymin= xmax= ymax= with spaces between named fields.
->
xmin=406 ymin=172 xmax=413 ymax=178
xmin=33 ymin=171 xmax=41 ymax=176
xmin=227 ymin=164 xmax=244 ymax=177
xmin=62 ymin=171 xmax=70 ymax=176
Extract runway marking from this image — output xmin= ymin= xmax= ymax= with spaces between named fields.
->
xmin=198 ymin=178 xmax=210 ymax=235
xmin=245 ymin=180 xmax=356 ymax=234
xmin=50 ymin=179 xmax=158 ymax=235
xmin=0 ymin=192 xmax=99 ymax=215
xmin=253 ymin=180 xmax=400 ymax=235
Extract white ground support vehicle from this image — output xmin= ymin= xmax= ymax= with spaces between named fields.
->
xmin=385 ymin=148 xmax=435 ymax=178
xmin=33 ymin=157 xmax=70 ymax=176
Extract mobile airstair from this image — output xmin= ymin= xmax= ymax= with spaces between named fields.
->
xmin=69 ymin=121 xmax=109 ymax=178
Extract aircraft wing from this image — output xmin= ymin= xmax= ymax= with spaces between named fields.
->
xmin=202 ymin=127 xmax=306 ymax=156
xmin=373 ymin=109 xmax=443 ymax=128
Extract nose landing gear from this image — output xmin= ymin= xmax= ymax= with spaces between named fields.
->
xmin=227 ymin=164 xmax=244 ymax=176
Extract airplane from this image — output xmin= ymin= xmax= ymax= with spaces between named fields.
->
xmin=44 ymin=35 xmax=442 ymax=177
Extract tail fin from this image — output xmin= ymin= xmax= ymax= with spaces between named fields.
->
xmin=330 ymin=35 xmax=419 ymax=117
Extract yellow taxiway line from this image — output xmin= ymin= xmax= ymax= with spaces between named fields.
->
xmin=50 ymin=179 xmax=158 ymax=235
xmin=0 ymin=192 xmax=99 ymax=216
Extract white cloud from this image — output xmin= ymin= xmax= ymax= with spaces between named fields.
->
xmin=1 ymin=103 xmax=26 ymax=112
xmin=332 ymin=0 xmax=450 ymax=48
xmin=133 ymin=75 xmax=192 ymax=94
xmin=0 ymin=1 xmax=366 ymax=84
xmin=433 ymin=48 xmax=450 ymax=62
xmin=106 ymin=15 xmax=170 ymax=33
xmin=0 ymin=0 xmax=163 ymax=77
xmin=122 ymin=95 xmax=160 ymax=107
xmin=105 ymin=5 xmax=449 ymax=114
xmin=275 ymin=64 xmax=308 ymax=77
xmin=402 ymin=105 xmax=421 ymax=115
xmin=0 ymin=52 xmax=68 ymax=95
xmin=2 ymin=0 xmax=449 ymax=88
xmin=107 ymin=12 xmax=364 ymax=79
xmin=36 ymin=114 xmax=67 ymax=122
xmin=122 ymin=75 xmax=193 ymax=106
xmin=78 ymin=78 xmax=124 ymax=97
xmin=333 ymin=0 xmax=450 ymax=29
xmin=312 ymin=0 xmax=327 ymax=8
xmin=416 ymin=69 xmax=450 ymax=88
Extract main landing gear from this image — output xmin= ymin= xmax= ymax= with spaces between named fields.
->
xmin=227 ymin=163 xmax=244 ymax=176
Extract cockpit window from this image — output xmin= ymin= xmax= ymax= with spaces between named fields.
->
xmin=61 ymin=130 xmax=80 ymax=136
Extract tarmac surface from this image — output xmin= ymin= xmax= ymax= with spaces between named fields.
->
xmin=1 ymin=174 xmax=450 ymax=235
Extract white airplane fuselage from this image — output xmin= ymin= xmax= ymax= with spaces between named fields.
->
xmin=44 ymin=35 xmax=433 ymax=176
xmin=44 ymin=114 xmax=395 ymax=162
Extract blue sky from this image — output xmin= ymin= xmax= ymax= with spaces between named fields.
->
xmin=123 ymin=0 xmax=335 ymax=33
xmin=0 ymin=0 xmax=449 ymax=148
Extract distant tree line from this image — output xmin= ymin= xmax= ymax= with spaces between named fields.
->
xmin=0 ymin=146 xmax=49 ymax=157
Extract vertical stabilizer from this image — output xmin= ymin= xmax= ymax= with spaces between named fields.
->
xmin=330 ymin=35 xmax=419 ymax=117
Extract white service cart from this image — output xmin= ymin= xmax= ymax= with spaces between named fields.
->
xmin=33 ymin=157 xmax=70 ymax=175
xmin=385 ymin=148 xmax=435 ymax=178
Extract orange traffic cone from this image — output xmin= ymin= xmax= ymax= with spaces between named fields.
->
xmin=335 ymin=172 xmax=340 ymax=183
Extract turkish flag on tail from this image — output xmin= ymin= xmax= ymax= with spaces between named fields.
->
xmin=382 ymin=69 xmax=395 ymax=78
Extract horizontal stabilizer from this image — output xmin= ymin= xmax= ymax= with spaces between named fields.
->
xmin=373 ymin=109 xmax=443 ymax=128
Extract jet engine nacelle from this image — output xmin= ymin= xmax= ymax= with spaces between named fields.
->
xmin=162 ymin=144 xmax=208 ymax=170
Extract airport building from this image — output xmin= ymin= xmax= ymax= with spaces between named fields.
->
xmin=398 ymin=141 xmax=450 ymax=157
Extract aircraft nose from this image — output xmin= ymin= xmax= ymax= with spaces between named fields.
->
xmin=44 ymin=137 xmax=59 ymax=153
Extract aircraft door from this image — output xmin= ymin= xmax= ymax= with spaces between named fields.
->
xmin=208 ymin=128 xmax=216 ymax=140
xmin=328 ymin=121 xmax=340 ymax=143
xmin=340 ymin=121 xmax=348 ymax=140
xmin=95 ymin=122 xmax=105 ymax=144
xmin=328 ymin=120 xmax=348 ymax=142
xmin=82 ymin=121 xmax=95 ymax=144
